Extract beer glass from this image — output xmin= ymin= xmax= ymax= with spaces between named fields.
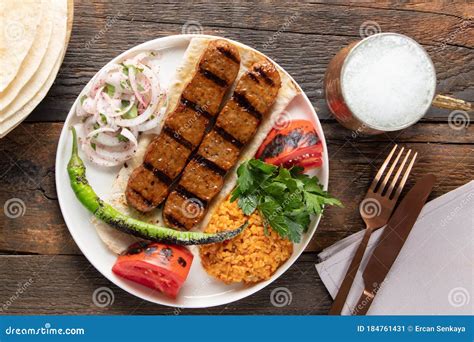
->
xmin=325 ymin=33 xmax=472 ymax=135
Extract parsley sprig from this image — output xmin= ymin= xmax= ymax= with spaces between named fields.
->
xmin=230 ymin=159 xmax=342 ymax=243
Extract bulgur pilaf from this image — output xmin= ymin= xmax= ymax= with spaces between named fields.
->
xmin=200 ymin=199 xmax=293 ymax=284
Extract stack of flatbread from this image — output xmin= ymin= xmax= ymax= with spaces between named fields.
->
xmin=0 ymin=0 xmax=72 ymax=137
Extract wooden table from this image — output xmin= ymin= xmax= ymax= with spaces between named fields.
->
xmin=0 ymin=1 xmax=472 ymax=315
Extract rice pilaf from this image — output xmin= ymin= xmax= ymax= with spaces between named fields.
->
xmin=200 ymin=199 xmax=293 ymax=284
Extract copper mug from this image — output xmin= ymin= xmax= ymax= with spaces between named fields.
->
xmin=325 ymin=33 xmax=472 ymax=135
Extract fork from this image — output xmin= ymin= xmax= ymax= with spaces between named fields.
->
xmin=328 ymin=145 xmax=417 ymax=315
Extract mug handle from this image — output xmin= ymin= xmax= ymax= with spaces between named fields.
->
xmin=432 ymin=94 xmax=473 ymax=112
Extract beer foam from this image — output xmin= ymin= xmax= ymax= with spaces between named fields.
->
xmin=341 ymin=33 xmax=436 ymax=130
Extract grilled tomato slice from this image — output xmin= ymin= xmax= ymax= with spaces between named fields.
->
xmin=256 ymin=120 xmax=322 ymax=171
xmin=112 ymin=242 xmax=193 ymax=298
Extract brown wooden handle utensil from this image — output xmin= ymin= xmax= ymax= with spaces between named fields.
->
xmin=329 ymin=145 xmax=417 ymax=315
xmin=352 ymin=174 xmax=436 ymax=315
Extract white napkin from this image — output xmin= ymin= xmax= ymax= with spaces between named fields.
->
xmin=316 ymin=181 xmax=474 ymax=315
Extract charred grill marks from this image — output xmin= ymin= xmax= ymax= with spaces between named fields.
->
xmin=175 ymin=185 xmax=208 ymax=207
xmin=248 ymin=72 xmax=260 ymax=83
xmin=232 ymin=92 xmax=263 ymax=121
xmin=193 ymin=154 xmax=227 ymax=177
xmin=217 ymin=46 xmax=239 ymax=64
xmin=199 ymin=68 xmax=228 ymax=87
xmin=162 ymin=125 xmax=194 ymax=151
xmin=255 ymin=66 xmax=275 ymax=86
xmin=163 ymin=214 xmax=187 ymax=230
xmin=143 ymin=162 xmax=173 ymax=185
xmin=213 ymin=125 xmax=244 ymax=149
xmin=179 ymin=97 xmax=213 ymax=120
xmin=130 ymin=189 xmax=153 ymax=207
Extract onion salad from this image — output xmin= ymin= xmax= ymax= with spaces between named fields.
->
xmin=74 ymin=51 xmax=166 ymax=167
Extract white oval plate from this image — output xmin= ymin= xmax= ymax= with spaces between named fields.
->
xmin=56 ymin=34 xmax=329 ymax=308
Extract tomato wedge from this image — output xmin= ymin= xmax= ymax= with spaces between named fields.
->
xmin=112 ymin=242 xmax=193 ymax=298
xmin=256 ymin=120 xmax=319 ymax=161
xmin=269 ymin=144 xmax=322 ymax=171
xmin=256 ymin=119 xmax=323 ymax=171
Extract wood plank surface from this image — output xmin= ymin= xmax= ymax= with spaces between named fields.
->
xmin=0 ymin=1 xmax=473 ymax=315
xmin=26 ymin=1 xmax=473 ymax=122
xmin=0 ymin=254 xmax=331 ymax=315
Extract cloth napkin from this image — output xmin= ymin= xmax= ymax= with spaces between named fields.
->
xmin=316 ymin=181 xmax=474 ymax=315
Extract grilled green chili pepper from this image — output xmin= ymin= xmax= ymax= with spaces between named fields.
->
xmin=67 ymin=127 xmax=247 ymax=245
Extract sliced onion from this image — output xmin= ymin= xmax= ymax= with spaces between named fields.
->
xmin=85 ymin=125 xmax=118 ymax=146
xmin=96 ymin=133 xmax=123 ymax=147
xmin=82 ymin=130 xmax=137 ymax=167
xmin=119 ymin=127 xmax=138 ymax=146
xmin=138 ymin=77 xmax=151 ymax=95
xmin=127 ymin=52 xmax=149 ymax=65
xmin=74 ymin=54 xmax=165 ymax=167
xmin=114 ymin=64 xmax=161 ymax=127
xmin=92 ymin=135 xmax=137 ymax=163
xmin=81 ymin=142 xmax=125 ymax=167
xmin=94 ymin=143 xmax=137 ymax=163
xmin=127 ymin=63 xmax=147 ymax=108
xmin=86 ymin=126 xmax=116 ymax=139
xmin=135 ymin=106 xmax=165 ymax=132
xmin=87 ymin=126 xmax=118 ymax=143
xmin=76 ymin=96 xmax=88 ymax=117
xmin=97 ymin=92 xmax=136 ymax=118
xmin=82 ymin=116 xmax=97 ymax=134
xmin=83 ymin=124 xmax=139 ymax=162
xmin=104 ymin=71 xmax=126 ymax=92
xmin=81 ymin=97 xmax=96 ymax=115
xmin=84 ymin=86 xmax=104 ymax=117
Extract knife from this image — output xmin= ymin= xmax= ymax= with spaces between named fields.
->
xmin=352 ymin=174 xmax=436 ymax=315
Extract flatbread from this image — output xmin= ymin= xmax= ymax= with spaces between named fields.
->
xmin=93 ymin=37 xmax=299 ymax=254
xmin=0 ymin=0 xmax=67 ymax=122
xmin=0 ymin=0 xmax=42 ymax=92
xmin=0 ymin=0 xmax=53 ymax=110
xmin=0 ymin=0 xmax=68 ymax=137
